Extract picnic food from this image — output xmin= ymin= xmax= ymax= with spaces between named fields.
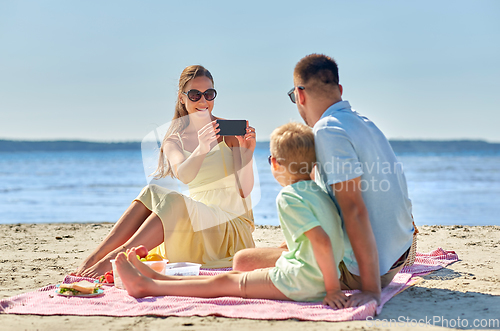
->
xmin=99 ymin=271 xmax=114 ymax=283
xmin=146 ymin=253 xmax=163 ymax=261
xmin=59 ymin=280 xmax=100 ymax=295
xmin=139 ymin=253 xmax=163 ymax=262
xmin=136 ymin=245 xmax=148 ymax=258
xmin=135 ymin=253 xmax=167 ymax=272
xmin=145 ymin=260 xmax=166 ymax=273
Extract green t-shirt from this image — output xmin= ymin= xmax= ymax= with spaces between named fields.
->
xmin=269 ymin=180 xmax=344 ymax=302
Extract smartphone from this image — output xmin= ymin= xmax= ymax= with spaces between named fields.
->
xmin=216 ymin=119 xmax=247 ymax=136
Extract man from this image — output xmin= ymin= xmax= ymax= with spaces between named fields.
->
xmin=234 ymin=54 xmax=414 ymax=307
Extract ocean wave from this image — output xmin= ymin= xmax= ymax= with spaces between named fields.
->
xmin=86 ymin=183 xmax=144 ymax=188
xmin=0 ymin=187 xmax=23 ymax=193
xmin=0 ymin=184 xmax=144 ymax=193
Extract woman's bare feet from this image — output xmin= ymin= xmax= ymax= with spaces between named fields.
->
xmin=73 ymin=253 xmax=104 ymax=276
xmin=115 ymin=252 xmax=154 ymax=298
xmin=71 ymin=202 xmax=153 ymax=276
xmin=79 ymin=259 xmax=112 ymax=278
xmin=75 ymin=245 xmax=148 ymax=278
xmin=79 ymin=247 xmax=126 ymax=278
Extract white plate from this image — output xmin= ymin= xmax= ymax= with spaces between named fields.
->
xmin=55 ymin=286 xmax=104 ymax=297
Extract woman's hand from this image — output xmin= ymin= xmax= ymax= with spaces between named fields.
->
xmin=197 ymin=120 xmax=220 ymax=154
xmin=323 ymin=289 xmax=348 ymax=309
xmin=169 ymin=120 xmax=219 ymax=184
xmin=235 ymin=122 xmax=256 ymax=163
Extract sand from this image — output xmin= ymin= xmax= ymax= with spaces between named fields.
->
xmin=1 ymin=223 xmax=499 ymax=331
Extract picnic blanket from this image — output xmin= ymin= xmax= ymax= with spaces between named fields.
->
xmin=0 ymin=248 xmax=458 ymax=322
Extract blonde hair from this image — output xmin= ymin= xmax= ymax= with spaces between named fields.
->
xmin=153 ymin=65 xmax=214 ymax=179
xmin=270 ymin=122 xmax=315 ymax=175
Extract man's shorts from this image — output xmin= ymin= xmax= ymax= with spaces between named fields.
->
xmin=339 ymin=246 xmax=411 ymax=290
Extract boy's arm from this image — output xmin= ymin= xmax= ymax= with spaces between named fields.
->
xmin=332 ymin=176 xmax=381 ymax=306
xmin=304 ymin=226 xmax=347 ymax=309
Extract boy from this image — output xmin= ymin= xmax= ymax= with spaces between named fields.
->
xmin=115 ymin=122 xmax=348 ymax=308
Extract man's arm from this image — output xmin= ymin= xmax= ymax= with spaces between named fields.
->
xmin=333 ymin=176 xmax=381 ymax=306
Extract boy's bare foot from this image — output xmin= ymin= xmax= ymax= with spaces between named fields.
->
xmin=126 ymin=247 xmax=163 ymax=279
xmin=126 ymin=247 xmax=178 ymax=281
xmin=115 ymin=252 xmax=154 ymax=298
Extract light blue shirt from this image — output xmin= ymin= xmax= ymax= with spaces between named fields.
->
xmin=313 ymin=100 xmax=414 ymax=275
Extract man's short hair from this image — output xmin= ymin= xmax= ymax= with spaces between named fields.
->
xmin=270 ymin=122 xmax=316 ymax=175
xmin=294 ymin=54 xmax=339 ymax=89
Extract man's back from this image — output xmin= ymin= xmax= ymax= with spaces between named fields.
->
xmin=313 ymin=100 xmax=414 ymax=275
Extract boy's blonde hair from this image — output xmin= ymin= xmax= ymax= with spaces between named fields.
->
xmin=270 ymin=122 xmax=315 ymax=175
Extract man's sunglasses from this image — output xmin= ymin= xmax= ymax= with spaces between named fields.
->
xmin=287 ymin=86 xmax=305 ymax=104
xmin=183 ymin=88 xmax=217 ymax=102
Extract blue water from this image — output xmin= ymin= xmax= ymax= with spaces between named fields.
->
xmin=1 ymin=147 xmax=499 ymax=226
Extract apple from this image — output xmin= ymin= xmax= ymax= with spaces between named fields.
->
xmin=135 ymin=245 xmax=148 ymax=259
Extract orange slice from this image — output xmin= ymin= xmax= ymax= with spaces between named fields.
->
xmin=146 ymin=253 xmax=163 ymax=261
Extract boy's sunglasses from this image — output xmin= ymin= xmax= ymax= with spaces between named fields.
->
xmin=287 ymin=86 xmax=305 ymax=104
xmin=268 ymin=155 xmax=280 ymax=165
xmin=183 ymin=88 xmax=217 ymax=102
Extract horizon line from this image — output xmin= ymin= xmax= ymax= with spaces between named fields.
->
xmin=2 ymin=138 xmax=500 ymax=144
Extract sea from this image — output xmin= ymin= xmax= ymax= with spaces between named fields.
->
xmin=1 ymin=140 xmax=499 ymax=226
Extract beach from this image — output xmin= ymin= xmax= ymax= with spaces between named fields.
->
xmin=1 ymin=224 xmax=499 ymax=330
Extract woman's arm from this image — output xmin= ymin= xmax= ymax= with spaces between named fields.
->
xmin=304 ymin=226 xmax=348 ymax=309
xmin=165 ymin=121 xmax=220 ymax=184
xmin=231 ymin=123 xmax=256 ymax=198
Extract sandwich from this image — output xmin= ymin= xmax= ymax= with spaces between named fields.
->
xmin=58 ymin=280 xmax=100 ymax=295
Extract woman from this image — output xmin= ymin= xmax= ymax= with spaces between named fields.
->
xmin=75 ymin=65 xmax=256 ymax=278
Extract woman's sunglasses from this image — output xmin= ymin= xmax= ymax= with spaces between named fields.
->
xmin=183 ymin=88 xmax=217 ymax=102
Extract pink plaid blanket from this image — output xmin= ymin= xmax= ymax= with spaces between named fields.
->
xmin=0 ymin=248 xmax=457 ymax=321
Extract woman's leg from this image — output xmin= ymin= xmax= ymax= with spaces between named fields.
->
xmin=80 ymin=210 xmax=165 ymax=278
xmin=75 ymin=201 xmax=151 ymax=275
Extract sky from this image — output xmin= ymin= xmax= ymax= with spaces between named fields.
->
xmin=1 ymin=0 xmax=499 ymax=142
